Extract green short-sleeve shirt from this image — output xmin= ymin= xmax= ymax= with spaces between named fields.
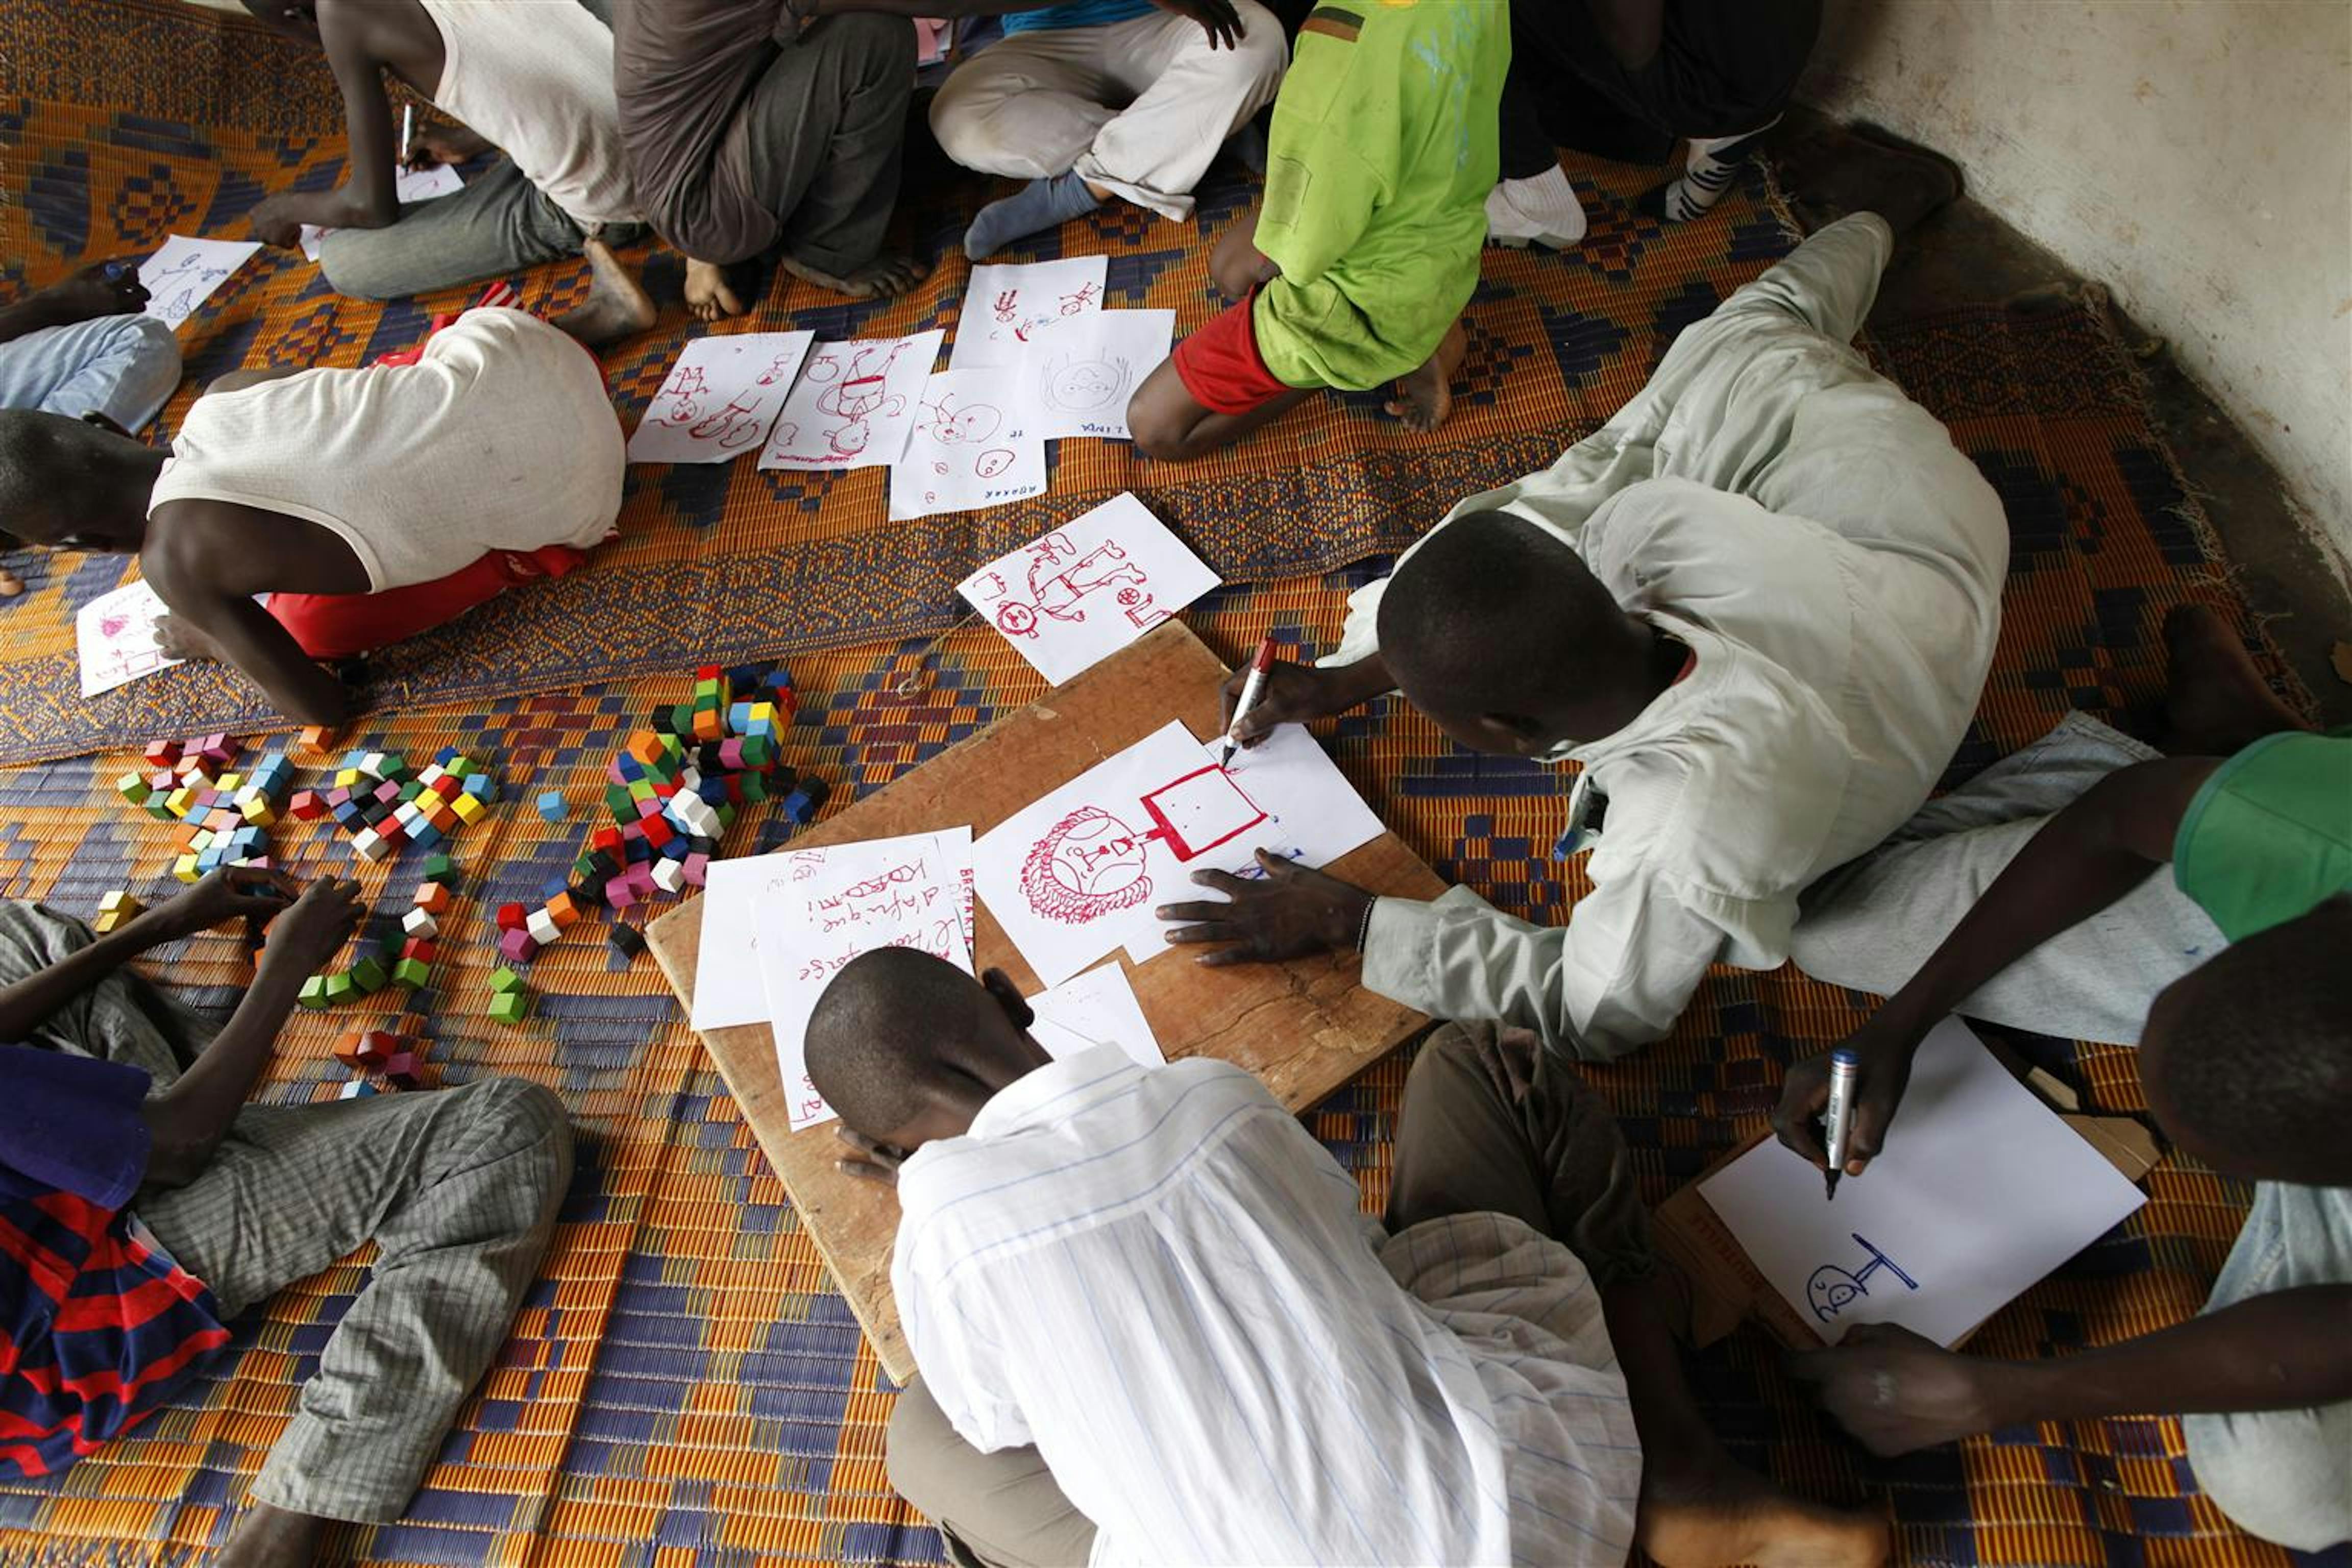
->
xmin=2172 ymin=729 xmax=2352 ymax=942
xmin=1249 ymin=0 xmax=1508 ymax=392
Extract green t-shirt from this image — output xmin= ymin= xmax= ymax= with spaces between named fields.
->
xmin=1249 ymin=1 xmax=1508 ymax=392
xmin=2172 ymin=728 xmax=2352 ymax=942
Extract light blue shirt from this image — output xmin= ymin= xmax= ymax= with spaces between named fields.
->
xmin=1002 ymin=0 xmax=1155 ymax=37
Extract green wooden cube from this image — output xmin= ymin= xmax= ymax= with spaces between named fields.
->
xmin=349 ymin=955 xmax=389 ymax=994
xmin=393 ymin=957 xmax=433 ymax=989
xmin=322 ymin=971 xmax=357 ymax=1005
xmin=490 ymin=966 xmax=525 ymax=995
xmin=298 ymin=974 xmax=332 ymax=1010
xmin=423 ymin=852 xmax=457 ymax=882
xmin=488 ymin=990 xmax=532 ymax=1024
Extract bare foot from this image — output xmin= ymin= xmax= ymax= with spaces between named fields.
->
xmin=1637 ymin=1438 xmax=1890 ymax=1568
xmin=154 ymin=614 xmax=223 ymax=663
xmin=551 ymin=237 xmax=657 ymax=347
xmin=1384 ymin=318 xmax=1467 ymax=433
xmin=0 ymin=566 xmax=23 ymax=598
xmin=2157 ymin=601 xmax=2309 ymax=755
xmin=778 ymin=251 xmax=929 ymax=300
xmin=215 ymin=1501 xmax=329 ymax=1567
xmin=684 ymin=256 xmax=745 ymax=323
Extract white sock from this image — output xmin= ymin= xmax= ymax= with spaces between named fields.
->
xmin=1485 ymin=164 xmax=1587 ymax=247
xmin=1662 ymin=118 xmax=1779 ymax=222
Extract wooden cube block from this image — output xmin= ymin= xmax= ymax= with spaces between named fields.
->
xmin=393 ymin=957 xmax=433 ymax=989
xmin=488 ymin=991 xmax=532 ymax=1025
xmin=401 ymin=908 xmax=439 ymax=941
xmin=298 ymin=974 xmax=332 ymax=1010
xmin=498 ymin=928 xmax=540 ymax=964
xmin=413 ymin=882 xmax=452 ymax=915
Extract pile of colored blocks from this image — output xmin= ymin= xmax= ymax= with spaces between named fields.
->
xmin=114 ymin=737 xmax=294 ymax=881
xmin=286 ymin=748 xmax=498 ymax=862
xmin=333 ymin=1027 xmax=428 ymax=1092
xmin=297 ymin=853 xmax=462 ymax=1009
xmin=499 ymin=663 xmax=830 ymax=964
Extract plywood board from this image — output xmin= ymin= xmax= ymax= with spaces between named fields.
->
xmin=646 ymin=622 xmax=1446 ymax=1378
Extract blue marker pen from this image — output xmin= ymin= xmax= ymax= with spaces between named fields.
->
xmin=1822 ymin=1047 xmax=1861 ymax=1201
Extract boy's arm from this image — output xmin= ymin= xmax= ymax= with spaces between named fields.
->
xmin=1774 ymin=754 xmax=2218 ymax=1172
xmin=248 ymin=5 xmax=403 ymax=243
xmin=0 ymin=263 xmax=148 ymax=346
xmin=1791 ymin=1294 xmax=2352 ymax=1457
xmin=143 ymin=517 xmax=354 ymax=726
xmin=1255 ymin=131 xmax=1383 ymax=288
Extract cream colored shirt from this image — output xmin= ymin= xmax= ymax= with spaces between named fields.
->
xmin=1328 ymin=216 xmax=2009 ymax=1058
xmin=421 ymin=0 xmax=641 ymax=229
xmin=149 ymin=308 xmax=622 ymax=591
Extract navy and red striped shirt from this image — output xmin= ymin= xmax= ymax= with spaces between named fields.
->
xmin=1 ymin=1044 xmax=229 ymax=1477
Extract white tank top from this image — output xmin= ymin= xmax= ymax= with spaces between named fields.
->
xmin=421 ymin=0 xmax=640 ymax=229
xmin=148 ymin=309 xmax=624 ymax=591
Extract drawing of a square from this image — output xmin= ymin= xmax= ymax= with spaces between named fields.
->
xmin=1140 ymin=766 xmax=1268 ymax=860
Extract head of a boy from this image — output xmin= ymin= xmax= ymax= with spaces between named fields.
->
xmin=1378 ymin=510 xmax=1670 ymax=760
xmin=0 ymin=410 xmax=157 ymax=555
xmin=238 ymin=1 xmax=323 ymax=45
xmin=2139 ymin=896 xmax=2352 ymax=1188
xmin=804 ymin=948 xmax=1050 ymax=1153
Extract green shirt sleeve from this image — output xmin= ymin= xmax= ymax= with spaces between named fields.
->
xmin=1257 ymin=134 xmax=1388 ymax=288
xmin=2172 ymin=729 xmax=2352 ymax=942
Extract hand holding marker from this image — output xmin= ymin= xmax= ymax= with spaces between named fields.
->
xmin=1821 ymin=1046 xmax=1860 ymax=1200
xmin=1221 ymin=636 xmax=1278 ymax=768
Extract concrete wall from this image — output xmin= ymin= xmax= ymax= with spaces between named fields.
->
xmin=1803 ymin=1 xmax=2352 ymax=573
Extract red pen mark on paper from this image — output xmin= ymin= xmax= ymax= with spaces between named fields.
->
xmin=1021 ymin=806 xmax=1154 ymax=924
xmin=1139 ymin=766 xmax=1267 ymax=860
xmin=981 ymin=532 xmax=1157 ymax=641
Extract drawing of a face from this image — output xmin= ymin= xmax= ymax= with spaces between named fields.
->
xmin=973 ymin=448 xmax=1016 ymax=478
xmin=932 ymin=399 xmax=1001 ymax=445
xmin=1805 ymin=1233 xmax=1920 ymax=1326
xmin=995 ymin=602 xmax=1039 ymax=639
xmin=1021 ymin=806 xmax=1153 ymax=924
xmin=1045 ymin=355 xmax=1126 ymax=411
xmin=831 ymin=420 xmax=870 ymax=456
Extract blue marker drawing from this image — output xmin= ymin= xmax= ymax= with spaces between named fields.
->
xmin=1806 ymin=1233 xmax=1919 ymax=1324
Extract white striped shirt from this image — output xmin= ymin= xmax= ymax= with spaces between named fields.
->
xmin=892 ymin=1048 xmax=1643 ymax=1567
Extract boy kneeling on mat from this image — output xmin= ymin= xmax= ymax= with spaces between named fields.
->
xmin=806 ymin=947 xmax=1888 ymax=1568
xmin=0 ymin=869 xmax=571 ymax=1566
xmin=0 ymin=305 xmax=622 ymax=724
xmin=1125 ymin=0 xmax=1508 ymax=460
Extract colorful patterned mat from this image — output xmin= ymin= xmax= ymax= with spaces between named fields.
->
xmin=0 ymin=0 xmax=1795 ymax=765
xmin=3 ymin=4 xmax=2344 ymax=1566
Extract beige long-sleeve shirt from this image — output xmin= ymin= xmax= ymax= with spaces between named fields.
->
xmin=1329 ymin=216 xmax=2009 ymax=1058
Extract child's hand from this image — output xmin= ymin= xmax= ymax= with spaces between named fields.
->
xmin=248 ymin=193 xmax=306 ymax=250
xmin=1149 ymin=0 xmax=1245 ymax=49
xmin=255 ymin=877 xmax=365 ymax=978
xmin=41 ymin=262 xmax=148 ymax=322
xmin=404 ymin=126 xmax=483 ymax=172
xmin=152 ymin=866 xmax=299 ymax=940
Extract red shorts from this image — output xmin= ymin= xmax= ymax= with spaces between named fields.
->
xmin=1171 ymin=292 xmax=1293 ymax=415
xmin=266 ymin=304 xmax=605 ymax=658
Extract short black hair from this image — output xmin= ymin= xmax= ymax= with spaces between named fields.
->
xmin=805 ymin=947 xmax=1014 ymax=1139
xmin=2143 ymin=896 xmax=2352 ymax=1184
xmin=0 ymin=410 xmax=107 ymax=545
xmin=1377 ymin=510 xmax=1625 ymax=717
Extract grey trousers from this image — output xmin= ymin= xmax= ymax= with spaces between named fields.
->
xmin=735 ymin=12 xmax=913 ymax=275
xmin=0 ymin=903 xmax=572 ymax=1525
xmin=1790 ymin=712 xmax=2223 ymax=1047
xmin=2185 ymin=1180 xmax=2352 ymax=1552
xmin=317 ymin=156 xmax=645 ymax=302
xmin=884 ymin=1023 xmax=1651 ymax=1568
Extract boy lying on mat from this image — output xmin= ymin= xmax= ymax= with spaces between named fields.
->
xmin=0 ymin=871 xmax=571 ymax=1567
xmin=0 ymin=306 xmax=622 ymax=725
xmin=803 ymin=947 xmax=1889 ymax=1568
xmin=1124 ymin=0 xmax=1509 ymax=460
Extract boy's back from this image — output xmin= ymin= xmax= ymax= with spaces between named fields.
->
xmin=1252 ymin=1 xmax=1508 ymax=390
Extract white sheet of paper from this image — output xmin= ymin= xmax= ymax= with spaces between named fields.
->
xmin=888 ymin=367 xmax=1047 ymax=521
xmin=75 ymin=579 xmax=182 ymax=697
xmin=299 ymin=164 xmax=465 ymax=260
xmin=972 ymin=720 xmax=1384 ymax=988
xmin=1698 ymin=1018 xmax=2148 ymax=1348
xmin=627 ymin=332 xmax=815 ymax=464
xmin=948 ymin=256 xmax=1108 ymax=370
xmin=755 ymin=829 xmax=977 ymax=1131
xmin=757 ymin=329 xmax=942 ymax=471
xmin=690 ymin=825 xmax=973 ymax=1031
xmin=1028 ymin=963 xmax=1164 ymax=1071
xmin=139 ymin=236 xmax=263 ymax=329
xmin=958 ymin=493 xmax=1219 ymax=685
xmin=1015 ymin=309 xmax=1173 ymax=440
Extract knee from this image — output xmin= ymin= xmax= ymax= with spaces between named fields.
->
xmin=928 ymin=69 xmax=1017 ymax=170
xmin=1125 ymin=375 xmax=1208 ymax=463
xmin=462 ymin=1078 xmax=574 ymax=1196
xmin=1230 ymin=3 xmax=1290 ymax=87
xmin=2187 ymin=1411 xmax=2350 ymax=1552
xmin=108 ymin=312 xmax=183 ymax=370
xmin=884 ymin=1381 xmax=957 ymax=1517
xmin=315 ymin=235 xmax=404 ymax=304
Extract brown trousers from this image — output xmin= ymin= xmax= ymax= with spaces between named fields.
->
xmin=884 ymin=1022 xmax=1653 ymax=1568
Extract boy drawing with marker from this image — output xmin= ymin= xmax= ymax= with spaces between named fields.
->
xmin=1125 ymin=0 xmax=1509 ymax=460
xmin=1773 ymin=606 xmax=2352 ymax=1553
